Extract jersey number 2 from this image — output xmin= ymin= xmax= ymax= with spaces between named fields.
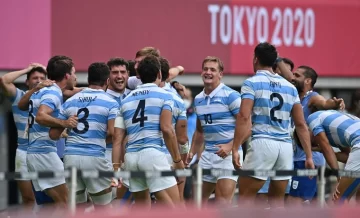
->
xmin=73 ymin=108 xmax=89 ymax=134
xmin=132 ymin=100 xmax=148 ymax=127
xmin=270 ymin=93 xmax=284 ymax=123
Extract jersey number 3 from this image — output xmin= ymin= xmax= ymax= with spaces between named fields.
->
xmin=73 ymin=108 xmax=89 ymax=134
xmin=270 ymin=93 xmax=284 ymax=123
xmin=132 ymin=100 xmax=148 ymax=127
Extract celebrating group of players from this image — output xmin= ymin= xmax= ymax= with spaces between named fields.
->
xmin=1 ymin=42 xmax=360 ymax=212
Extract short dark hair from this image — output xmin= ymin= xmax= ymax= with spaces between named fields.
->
xmin=26 ymin=67 xmax=47 ymax=80
xmin=298 ymin=66 xmax=318 ymax=87
xmin=47 ymin=59 xmax=74 ymax=82
xmin=127 ymin=60 xmax=136 ymax=77
xmin=46 ymin=55 xmax=73 ymax=74
xmin=137 ymin=55 xmax=161 ymax=84
xmin=272 ymin=57 xmax=295 ymax=71
xmin=159 ymin=57 xmax=170 ymax=82
xmin=88 ymin=62 xmax=110 ymax=86
xmin=107 ymin=58 xmax=129 ymax=71
xmin=254 ymin=42 xmax=277 ymax=67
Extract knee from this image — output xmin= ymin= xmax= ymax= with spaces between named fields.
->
xmin=22 ymin=196 xmax=35 ymax=205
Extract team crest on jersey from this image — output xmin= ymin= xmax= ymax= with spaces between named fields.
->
xmin=292 ymin=180 xmax=299 ymax=189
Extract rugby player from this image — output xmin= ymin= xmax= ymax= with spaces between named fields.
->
xmin=189 ymin=56 xmax=242 ymax=205
xmin=276 ymin=63 xmax=344 ymax=205
xmin=0 ymin=64 xmax=47 ymax=207
xmin=49 ymin=62 xmax=119 ymax=207
xmin=18 ymin=57 xmax=78 ymax=207
xmin=307 ymin=110 xmax=360 ymax=204
xmin=112 ymin=55 xmax=184 ymax=209
xmin=232 ymin=42 xmax=315 ymax=208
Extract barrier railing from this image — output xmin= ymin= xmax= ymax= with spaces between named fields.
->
xmin=1 ymin=166 xmax=357 ymax=214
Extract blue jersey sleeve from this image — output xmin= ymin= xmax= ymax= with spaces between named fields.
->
xmin=241 ymin=79 xmax=255 ymax=100
xmin=307 ymin=112 xmax=325 ymax=136
xmin=40 ymin=88 xmax=62 ymax=110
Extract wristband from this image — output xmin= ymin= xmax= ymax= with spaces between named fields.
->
xmin=173 ymin=159 xmax=182 ymax=163
xmin=179 ymin=141 xmax=189 ymax=154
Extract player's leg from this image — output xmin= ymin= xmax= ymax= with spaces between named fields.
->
xmin=140 ymin=149 xmax=180 ymax=208
xmin=165 ymin=154 xmax=186 ymax=205
xmin=256 ymin=179 xmax=270 ymax=208
xmin=85 ymin=156 xmax=116 ymax=208
xmin=239 ymin=139 xmax=277 ymax=206
xmin=15 ymin=149 xmax=35 ymax=207
xmin=27 ymin=153 xmax=68 ymax=207
xmin=332 ymin=145 xmax=360 ymax=204
xmin=125 ymin=151 xmax=152 ymax=209
xmin=197 ymin=151 xmax=216 ymax=204
xmin=213 ymin=150 xmax=242 ymax=204
xmin=63 ymin=155 xmax=89 ymax=208
xmin=268 ymin=141 xmax=293 ymax=208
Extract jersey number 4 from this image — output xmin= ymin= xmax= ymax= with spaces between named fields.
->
xmin=270 ymin=93 xmax=284 ymax=123
xmin=132 ymin=100 xmax=148 ymax=127
xmin=73 ymin=108 xmax=89 ymax=134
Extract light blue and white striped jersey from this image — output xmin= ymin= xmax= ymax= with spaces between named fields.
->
xmin=59 ymin=88 xmax=119 ymax=157
xmin=28 ymin=84 xmax=63 ymax=154
xmin=163 ymin=85 xmax=187 ymax=127
xmin=119 ymin=83 xmax=174 ymax=153
xmin=194 ymin=83 xmax=241 ymax=153
xmin=307 ymin=110 xmax=360 ymax=148
xmin=9 ymin=88 xmax=28 ymax=151
xmin=241 ymin=70 xmax=300 ymax=142
xmin=105 ymin=88 xmax=131 ymax=150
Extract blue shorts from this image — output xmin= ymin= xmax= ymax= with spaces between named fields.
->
xmin=289 ymin=161 xmax=317 ymax=200
xmin=32 ymin=183 xmax=54 ymax=205
xmin=339 ymin=178 xmax=360 ymax=203
xmin=258 ymin=178 xmax=291 ymax=194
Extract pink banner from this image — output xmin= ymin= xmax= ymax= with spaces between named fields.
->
xmin=0 ymin=0 xmax=51 ymax=69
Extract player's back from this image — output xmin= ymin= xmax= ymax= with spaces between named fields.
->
xmin=121 ymin=83 xmax=174 ymax=153
xmin=243 ymin=70 xmax=299 ymax=142
xmin=60 ymin=88 xmax=119 ymax=157
xmin=307 ymin=110 xmax=360 ymax=148
xmin=28 ymin=84 xmax=63 ymax=154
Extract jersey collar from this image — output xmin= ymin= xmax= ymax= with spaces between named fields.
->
xmin=256 ymin=70 xmax=279 ymax=77
xmin=137 ymin=83 xmax=158 ymax=89
xmin=203 ymin=83 xmax=224 ymax=99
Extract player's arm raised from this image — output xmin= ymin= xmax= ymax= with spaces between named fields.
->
xmin=18 ymin=80 xmax=54 ymax=111
xmin=167 ymin=66 xmax=185 ymax=82
xmin=291 ymin=104 xmax=314 ymax=169
xmin=0 ymin=63 xmax=43 ymax=97
xmin=276 ymin=58 xmax=294 ymax=82
xmin=309 ymin=95 xmax=345 ymax=111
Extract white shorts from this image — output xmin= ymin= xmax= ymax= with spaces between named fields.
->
xmin=27 ymin=152 xmax=66 ymax=191
xmin=105 ymin=149 xmax=130 ymax=189
xmin=242 ymin=138 xmax=293 ymax=181
xmin=199 ymin=150 xmax=243 ymax=183
xmin=64 ymin=155 xmax=113 ymax=194
xmin=15 ymin=149 xmax=29 ymax=181
xmin=344 ymin=144 xmax=360 ymax=171
xmin=125 ymin=148 xmax=177 ymax=193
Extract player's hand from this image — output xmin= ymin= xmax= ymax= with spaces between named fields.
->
xmin=173 ymin=160 xmax=185 ymax=170
xmin=332 ymin=182 xmax=341 ymax=201
xmin=111 ymin=177 xmax=122 ymax=188
xmin=27 ymin=63 xmax=46 ymax=71
xmin=333 ymin=97 xmax=345 ymax=110
xmin=185 ymin=152 xmax=193 ymax=166
xmin=232 ymin=150 xmax=241 ymax=169
xmin=215 ymin=143 xmax=232 ymax=158
xmin=65 ymin=115 xmax=78 ymax=128
xmin=177 ymin=66 xmax=185 ymax=75
xmin=305 ymin=158 xmax=315 ymax=169
xmin=60 ymin=129 xmax=68 ymax=138
xmin=34 ymin=79 xmax=55 ymax=91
